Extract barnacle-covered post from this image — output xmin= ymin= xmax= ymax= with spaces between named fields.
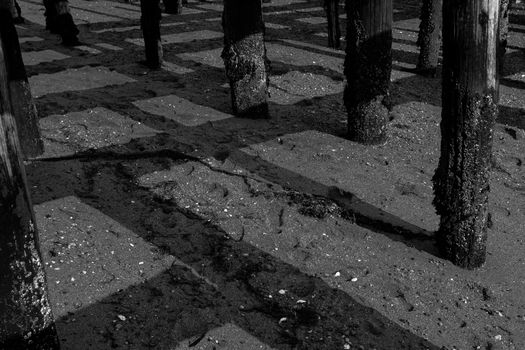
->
xmin=222 ymin=0 xmax=269 ymax=118
xmin=433 ymin=0 xmax=500 ymax=269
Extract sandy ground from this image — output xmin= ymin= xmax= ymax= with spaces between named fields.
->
xmin=12 ymin=0 xmax=525 ymax=349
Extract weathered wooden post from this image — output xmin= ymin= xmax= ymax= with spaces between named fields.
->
xmin=140 ymin=0 xmax=163 ymax=68
xmin=0 ymin=11 xmax=60 ymax=349
xmin=0 ymin=9 xmax=43 ymax=158
xmin=325 ymin=0 xmax=341 ymax=49
xmin=416 ymin=0 xmax=442 ymax=76
xmin=433 ymin=0 xmax=499 ymax=269
xmin=344 ymin=0 xmax=392 ymax=144
xmin=222 ymin=0 xmax=269 ymax=118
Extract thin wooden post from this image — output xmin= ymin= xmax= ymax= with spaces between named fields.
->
xmin=0 ymin=9 xmax=43 ymax=158
xmin=140 ymin=0 xmax=163 ymax=68
xmin=222 ymin=0 xmax=269 ymax=118
xmin=325 ymin=0 xmax=341 ymax=49
xmin=344 ymin=0 xmax=392 ymax=144
xmin=416 ymin=0 xmax=442 ymax=76
xmin=433 ymin=0 xmax=500 ymax=269
xmin=0 ymin=13 xmax=60 ymax=349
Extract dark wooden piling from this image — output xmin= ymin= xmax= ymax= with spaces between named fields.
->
xmin=344 ymin=0 xmax=392 ymax=144
xmin=140 ymin=0 xmax=163 ymax=68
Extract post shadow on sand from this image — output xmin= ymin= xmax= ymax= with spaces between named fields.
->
xmin=27 ymin=149 xmax=440 ymax=350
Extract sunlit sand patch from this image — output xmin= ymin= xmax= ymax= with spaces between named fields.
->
xmin=19 ymin=36 xmax=44 ymax=43
xmin=296 ymin=16 xmax=326 ymax=25
xmin=510 ymin=23 xmax=525 ymax=32
xmin=173 ymin=323 xmax=277 ymax=350
xmin=68 ymin=0 xmax=140 ymax=20
xmin=126 ymin=30 xmax=223 ymax=46
xmin=92 ymin=25 xmax=140 ymax=33
xmin=239 ymin=128 xmax=439 ymax=231
xmin=161 ymin=21 xmax=185 ymax=27
xmin=393 ymin=41 xmax=419 ymax=54
xmin=391 ymin=61 xmax=417 ymax=81
xmin=39 ymin=107 xmax=159 ymax=157
xmin=162 ymin=61 xmax=195 ymax=75
xmin=166 ymin=7 xmax=205 ymax=15
xmin=269 ymin=71 xmax=344 ymax=105
xmin=69 ymin=7 xmax=121 ymax=24
xmin=279 ymin=38 xmax=344 ymax=54
xmin=100 ymin=0 xmax=137 ymax=11
xmin=178 ymin=44 xmax=344 ymax=73
xmin=133 ymin=94 xmax=233 ymax=127
xmin=500 ymin=84 xmax=525 ymax=112
xmin=394 ymin=18 xmax=420 ymax=32
xmin=20 ymin=0 xmax=123 ymax=25
xmin=16 ymin=0 xmax=48 ymax=25
xmin=264 ymin=9 xmax=294 ymax=15
xmin=35 ymin=196 xmax=176 ymax=318
xmin=75 ymin=45 xmax=102 ymax=54
xmin=265 ymin=22 xmax=290 ymax=30
xmin=504 ymin=72 xmax=525 ymax=83
xmin=29 ymin=66 xmax=135 ymax=97
xmin=393 ymin=28 xmax=418 ymax=43
xmin=263 ymin=0 xmax=306 ymax=7
xmin=314 ymin=32 xmax=328 ymax=38
xmin=177 ymin=48 xmax=223 ymax=69
xmin=137 ymin=162 xmax=279 ymax=244
xmin=195 ymin=3 xmax=223 ymax=11
xmin=295 ymin=6 xmax=323 ymax=12
xmin=94 ymin=42 xmax=123 ymax=51
xmin=267 ymin=43 xmax=344 ymax=73
xmin=22 ymin=49 xmax=70 ymax=66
